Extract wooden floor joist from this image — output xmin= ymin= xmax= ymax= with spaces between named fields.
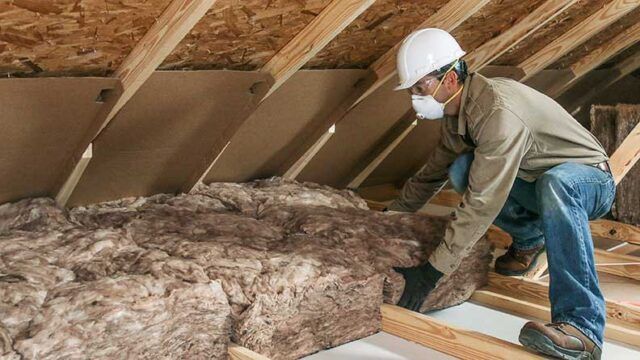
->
xmin=517 ymin=0 xmax=640 ymax=81
xmin=228 ymin=343 xmax=271 ymax=360
xmin=381 ymin=304 xmax=543 ymax=359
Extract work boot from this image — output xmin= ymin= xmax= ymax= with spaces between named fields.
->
xmin=519 ymin=321 xmax=602 ymax=360
xmin=494 ymin=243 xmax=545 ymax=276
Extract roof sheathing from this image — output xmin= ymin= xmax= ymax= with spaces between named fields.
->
xmin=159 ymin=0 xmax=332 ymax=71
xmin=492 ymin=0 xmax=612 ymax=66
xmin=0 ymin=0 xmax=172 ymax=77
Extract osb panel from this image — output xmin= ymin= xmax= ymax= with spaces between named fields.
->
xmin=160 ymin=0 xmax=332 ymax=71
xmin=203 ymin=69 xmax=366 ymax=183
xmin=304 ymin=0 xmax=447 ymax=69
xmin=0 ymin=77 xmax=119 ymax=204
xmin=0 ymin=0 xmax=172 ymax=77
xmin=493 ymin=0 xmax=612 ymax=66
xmin=552 ymin=7 xmax=640 ymax=69
xmin=305 ymin=0 xmax=546 ymax=69
xmin=68 ymin=71 xmax=269 ymax=206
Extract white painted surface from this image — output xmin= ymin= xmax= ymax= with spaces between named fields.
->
xmin=305 ymin=302 xmax=640 ymax=359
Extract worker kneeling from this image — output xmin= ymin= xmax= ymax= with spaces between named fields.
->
xmin=387 ymin=28 xmax=615 ymax=360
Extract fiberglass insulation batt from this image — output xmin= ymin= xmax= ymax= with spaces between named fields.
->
xmin=0 ymin=178 xmax=493 ymax=359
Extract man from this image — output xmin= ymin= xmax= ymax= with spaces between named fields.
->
xmin=388 ymin=28 xmax=615 ymax=360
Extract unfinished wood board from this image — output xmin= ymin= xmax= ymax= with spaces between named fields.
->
xmin=296 ymin=76 xmax=410 ymax=187
xmin=0 ymin=0 xmax=172 ymax=76
xmin=0 ymin=77 xmax=119 ymax=204
xmin=492 ymin=0 xmax=611 ymax=66
xmin=552 ymin=6 xmax=640 ymax=69
xmin=363 ymin=120 xmax=442 ymax=187
xmin=203 ymin=70 xmax=367 ymax=183
xmin=591 ymin=104 xmax=640 ymax=225
xmin=68 ymin=71 xmax=269 ymax=206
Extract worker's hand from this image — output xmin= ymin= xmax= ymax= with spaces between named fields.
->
xmin=393 ymin=262 xmax=443 ymax=312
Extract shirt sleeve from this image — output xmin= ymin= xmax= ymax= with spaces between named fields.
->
xmin=429 ymin=108 xmax=533 ymax=274
xmin=387 ymin=133 xmax=459 ymax=213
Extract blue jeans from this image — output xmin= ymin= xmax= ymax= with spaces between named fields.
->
xmin=449 ymin=152 xmax=615 ymax=347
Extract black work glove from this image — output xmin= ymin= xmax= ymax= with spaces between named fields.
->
xmin=393 ymin=262 xmax=444 ymax=312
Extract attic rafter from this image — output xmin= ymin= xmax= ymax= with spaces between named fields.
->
xmin=545 ymin=21 xmax=640 ymax=98
xmin=54 ymin=0 xmax=218 ymax=207
xmin=341 ymin=0 xmax=577 ymax=189
xmin=517 ymin=0 xmax=640 ymax=81
xmin=610 ymin=118 xmax=640 ymax=185
xmin=279 ymin=0 xmax=491 ymax=180
xmin=183 ymin=0 xmax=376 ymax=191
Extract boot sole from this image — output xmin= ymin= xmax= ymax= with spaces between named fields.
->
xmin=519 ymin=328 xmax=595 ymax=360
xmin=495 ymin=247 xmax=545 ymax=277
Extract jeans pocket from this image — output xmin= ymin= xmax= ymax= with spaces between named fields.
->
xmin=594 ymin=178 xmax=616 ymax=219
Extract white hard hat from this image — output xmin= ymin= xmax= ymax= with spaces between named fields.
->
xmin=395 ymin=28 xmax=466 ymax=91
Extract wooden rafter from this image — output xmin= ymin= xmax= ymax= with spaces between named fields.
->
xmin=610 ymin=119 xmax=640 ymax=185
xmin=545 ymin=22 xmax=640 ymax=98
xmin=339 ymin=0 xmax=577 ymax=188
xmin=228 ymin=343 xmax=271 ymax=360
xmin=346 ymin=109 xmax=417 ymax=189
xmin=54 ymin=0 xmax=218 ymax=206
xmin=279 ymin=0 xmax=490 ymax=180
xmin=185 ymin=0 xmax=375 ymax=188
xmin=517 ymin=0 xmax=640 ymax=81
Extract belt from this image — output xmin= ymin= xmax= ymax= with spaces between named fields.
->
xmin=592 ymin=161 xmax=612 ymax=174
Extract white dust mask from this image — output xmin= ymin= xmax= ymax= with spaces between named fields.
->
xmin=412 ymin=94 xmax=445 ymax=120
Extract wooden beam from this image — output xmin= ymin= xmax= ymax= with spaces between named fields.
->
xmin=55 ymin=144 xmax=92 ymax=207
xmin=346 ymin=110 xmax=417 ymax=189
xmin=54 ymin=0 xmax=217 ymax=206
xmin=594 ymin=249 xmax=640 ymax=281
xmin=187 ymin=0 xmax=374 ymax=187
xmin=591 ymin=218 xmax=640 ymax=246
xmin=486 ymin=272 xmax=640 ymax=332
xmin=261 ymin=0 xmax=375 ymax=96
xmin=546 ymin=21 xmax=640 ymax=98
xmin=283 ymin=124 xmax=335 ymax=180
xmin=517 ymin=0 xmax=640 ymax=81
xmin=610 ymin=119 xmax=640 ymax=185
xmin=471 ymin=287 xmax=640 ymax=346
xmin=568 ymin=50 xmax=640 ymax=114
xmin=380 ymin=304 xmax=542 ymax=359
xmin=228 ymin=343 xmax=271 ymax=360
xmin=464 ymin=0 xmax=578 ymax=71
xmin=279 ymin=0 xmax=489 ymax=177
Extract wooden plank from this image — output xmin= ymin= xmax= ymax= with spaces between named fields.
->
xmin=546 ymin=21 xmax=640 ymax=98
xmin=228 ymin=343 xmax=271 ymax=360
xmin=471 ymin=288 xmax=640 ymax=346
xmin=280 ymin=0 xmax=489 ymax=180
xmin=464 ymin=0 xmax=578 ymax=70
xmin=55 ymin=144 xmax=92 ymax=207
xmin=283 ymin=124 xmax=336 ymax=180
xmin=54 ymin=0 xmax=217 ymax=206
xmin=346 ymin=110 xmax=417 ymax=189
xmin=591 ymin=219 xmax=640 ymax=246
xmin=595 ymin=249 xmax=640 ymax=281
xmin=518 ymin=0 xmax=640 ymax=81
xmin=380 ymin=304 xmax=542 ymax=359
xmin=610 ymin=119 xmax=640 ymax=185
xmin=486 ymin=272 xmax=640 ymax=333
xmin=261 ymin=0 xmax=375 ymax=96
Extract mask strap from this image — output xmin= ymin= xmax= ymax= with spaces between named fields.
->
xmin=444 ymin=85 xmax=464 ymax=106
xmin=432 ymin=59 xmax=459 ymax=97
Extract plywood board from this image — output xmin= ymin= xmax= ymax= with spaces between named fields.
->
xmin=203 ymin=69 xmax=367 ymax=183
xmin=68 ymin=70 xmax=269 ymax=206
xmin=0 ymin=77 xmax=119 ymax=204
xmin=296 ymin=76 xmax=409 ymax=187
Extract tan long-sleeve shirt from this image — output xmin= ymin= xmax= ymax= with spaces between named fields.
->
xmin=388 ymin=73 xmax=608 ymax=275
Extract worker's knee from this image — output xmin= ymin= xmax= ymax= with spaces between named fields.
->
xmin=448 ymin=152 xmax=474 ymax=194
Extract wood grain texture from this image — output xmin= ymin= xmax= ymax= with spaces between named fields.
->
xmin=228 ymin=343 xmax=271 ymax=360
xmin=261 ymin=0 xmax=375 ymax=93
xmin=610 ymin=118 xmax=640 ymax=185
xmin=590 ymin=219 xmax=640 ymax=246
xmin=55 ymin=144 xmax=92 ymax=207
xmin=545 ymin=21 xmax=640 ymax=98
xmin=595 ymin=249 xmax=640 ymax=281
xmin=464 ymin=0 xmax=578 ymax=70
xmin=518 ymin=0 xmax=640 ymax=80
xmin=283 ymin=124 xmax=335 ymax=180
xmin=381 ymin=304 xmax=543 ymax=359
xmin=346 ymin=110 xmax=417 ymax=189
